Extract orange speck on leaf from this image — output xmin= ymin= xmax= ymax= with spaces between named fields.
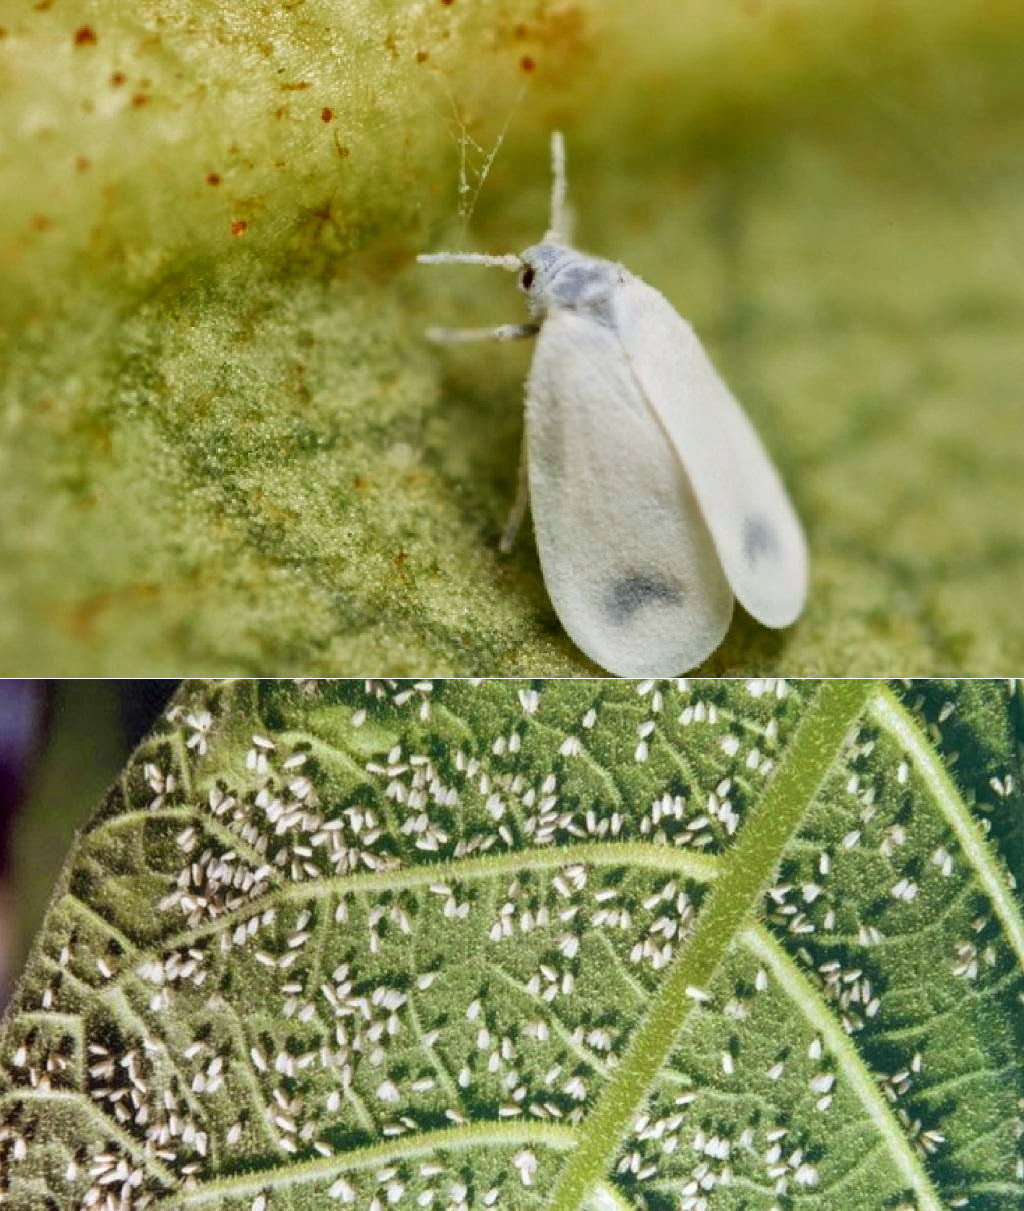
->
xmin=75 ymin=155 xmax=91 ymax=172
xmin=31 ymin=214 xmax=52 ymax=233
xmin=321 ymin=106 xmax=333 ymax=123
xmin=206 ymin=172 xmax=221 ymax=186
xmin=74 ymin=25 xmax=97 ymax=46
xmin=109 ymin=71 xmax=125 ymax=86
xmin=520 ymin=54 xmax=536 ymax=72
xmin=415 ymin=50 xmax=428 ymax=63
xmin=131 ymin=93 xmax=149 ymax=108
xmin=231 ymin=220 xmax=248 ymax=236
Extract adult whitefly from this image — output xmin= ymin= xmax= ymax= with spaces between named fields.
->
xmin=420 ymin=134 xmax=808 ymax=676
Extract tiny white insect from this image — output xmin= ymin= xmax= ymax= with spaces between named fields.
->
xmin=419 ymin=133 xmax=808 ymax=676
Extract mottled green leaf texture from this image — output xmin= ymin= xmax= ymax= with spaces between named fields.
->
xmin=2 ymin=2 xmax=1024 ymax=673
xmin=2 ymin=678 xmax=1022 ymax=1209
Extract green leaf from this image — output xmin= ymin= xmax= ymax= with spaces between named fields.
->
xmin=2 ymin=678 xmax=1022 ymax=1209
xmin=2 ymin=3 xmax=1024 ymax=673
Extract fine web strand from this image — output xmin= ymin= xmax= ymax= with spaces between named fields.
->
xmin=443 ymin=83 xmax=527 ymax=231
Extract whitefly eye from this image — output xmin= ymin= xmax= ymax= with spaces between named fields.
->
xmin=519 ymin=265 xmax=536 ymax=291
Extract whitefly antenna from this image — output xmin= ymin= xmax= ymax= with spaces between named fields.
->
xmin=416 ymin=252 xmax=522 ymax=270
xmin=545 ymin=130 xmax=572 ymax=244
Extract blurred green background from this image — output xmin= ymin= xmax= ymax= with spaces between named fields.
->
xmin=0 ymin=681 xmax=176 ymax=1009
xmin=1 ymin=0 xmax=1023 ymax=675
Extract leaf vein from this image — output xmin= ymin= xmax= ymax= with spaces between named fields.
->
xmin=871 ymin=687 xmax=1024 ymax=973
xmin=741 ymin=924 xmax=944 ymax=1211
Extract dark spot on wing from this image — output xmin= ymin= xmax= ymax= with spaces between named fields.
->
xmin=605 ymin=573 xmax=682 ymax=625
xmin=743 ymin=516 xmax=778 ymax=565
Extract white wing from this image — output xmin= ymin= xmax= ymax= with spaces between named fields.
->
xmin=615 ymin=277 xmax=808 ymax=628
xmin=526 ymin=307 xmax=733 ymax=677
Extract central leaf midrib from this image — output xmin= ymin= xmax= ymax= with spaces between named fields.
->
xmin=545 ymin=679 xmax=875 ymax=1210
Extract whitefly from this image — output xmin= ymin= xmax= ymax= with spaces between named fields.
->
xmin=419 ymin=133 xmax=808 ymax=676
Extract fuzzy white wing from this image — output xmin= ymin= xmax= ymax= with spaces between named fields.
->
xmin=615 ymin=277 xmax=808 ymax=628
xmin=526 ymin=307 xmax=733 ymax=677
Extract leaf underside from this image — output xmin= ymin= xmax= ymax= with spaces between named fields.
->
xmin=1 ymin=678 xmax=1022 ymax=1210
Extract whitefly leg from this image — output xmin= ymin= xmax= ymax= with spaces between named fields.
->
xmin=417 ymin=246 xmax=535 ymax=551
xmin=499 ymin=427 xmax=530 ymax=554
xmin=426 ymin=323 xmax=539 ymax=345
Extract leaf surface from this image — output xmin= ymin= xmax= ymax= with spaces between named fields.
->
xmin=2 ymin=678 xmax=1022 ymax=1208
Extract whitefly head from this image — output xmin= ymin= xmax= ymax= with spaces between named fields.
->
xmin=515 ymin=240 xmax=624 ymax=321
